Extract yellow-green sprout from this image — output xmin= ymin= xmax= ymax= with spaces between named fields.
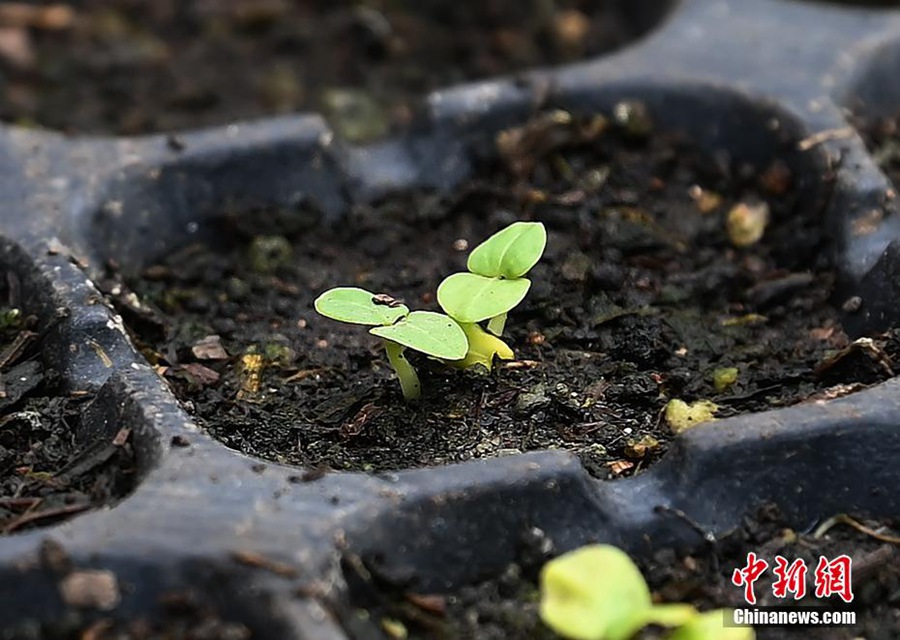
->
xmin=438 ymin=221 xmax=546 ymax=369
xmin=540 ymin=545 xmax=695 ymax=640
xmin=314 ymin=287 xmax=467 ymax=400
xmin=540 ymin=545 xmax=753 ymax=640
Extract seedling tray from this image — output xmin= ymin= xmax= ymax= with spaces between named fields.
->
xmin=3 ymin=0 xmax=900 ymax=637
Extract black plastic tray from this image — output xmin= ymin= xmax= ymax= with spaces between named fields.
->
xmin=3 ymin=0 xmax=900 ymax=636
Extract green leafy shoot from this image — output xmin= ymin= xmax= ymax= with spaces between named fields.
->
xmin=437 ymin=273 xmax=530 ymax=324
xmin=438 ymin=221 xmax=546 ymax=370
xmin=540 ymin=545 xmax=695 ymax=640
xmin=540 ymin=545 xmax=753 ymax=640
xmin=468 ymin=221 xmax=547 ymax=279
xmin=314 ymin=288 xmax=466 ymax=400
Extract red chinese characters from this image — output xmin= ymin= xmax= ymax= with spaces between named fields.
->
xmin=732 ymin=553 xmax=855 ymax=605
xmin=731 ymin=552 xmax=769 ymax=605
xmin=814 ymin=555 xmax=854 ymax=603
xmin=772 ymin=556 xmax=808 ymax=600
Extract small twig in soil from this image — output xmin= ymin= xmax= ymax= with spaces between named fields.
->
xmin=230 ymin=550 xmax=299 ymax=578
xmin=813 ymin=513 xmax=900 ymax=544
xmin=797 ymin=127 xmax=855 ymax=151
xmin=717 ymin=384 xmax=786 ymax=404
xmin=654 ymin=505 xmax=717 ymax=547
xmin=283 ymin=368 xmax=326 ymax=383
xmin=87 ymin=339 xmax=113 ymax=368
xmin=0 ymin=330 xmax=36 ymax=370
xmin=0 ymin=497 xmax=41 ymax=509
xmin=499 ymin=360 xmax=542 ymax=369
xmin=56 ymin=427 xmax=131 ymax=482
xmin=3 ymin=502 xmax=92 ymax=533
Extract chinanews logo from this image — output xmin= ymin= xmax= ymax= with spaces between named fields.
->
xmin=727 ymin=553 xmax=857 ymax=628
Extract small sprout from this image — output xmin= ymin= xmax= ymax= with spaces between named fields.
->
xmin=315 ymin=288 xmax=466 ymax=400
xmin=664 ymin=399 xmax=719 ymax=434
xmin=315 ymin=222 xmax=546 ymax=391
xmin=540 ymin=544 xmax=696 ymax=640
xmin=439 ymin=221 xmax=546 ymax=368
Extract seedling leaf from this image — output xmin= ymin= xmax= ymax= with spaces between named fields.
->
xmin=467 ymin=221 xmax=547 ymax=279
xmin=668 ymin=611 xmax=755 ymax=640
xmin=540 ymin=545 xmax=655 ymax=640
xmin=315 ymin=288 xmax=409 ymax=325
xmin=370 ymin=311 xmax=467 ymax=360
xmin=437 ymin=273 xmax=530 ymax=323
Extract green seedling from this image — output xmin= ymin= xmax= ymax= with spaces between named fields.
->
xmin=438 ymin=221 xmax=546 ymax=369
xmin=314 ymin=287 xmax=467 ymax=400
xmin=539 ymin=544 xmax=754 ymax=640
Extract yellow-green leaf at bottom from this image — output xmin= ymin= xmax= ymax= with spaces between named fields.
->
xmin=540 ymin=545 xmax=656 ymax=640
xmin=668 ymin=610 xmax=756 ymax=640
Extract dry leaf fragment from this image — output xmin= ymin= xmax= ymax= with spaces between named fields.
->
xmin=59 ymin=570 xmax=120 ymax=610
xmin=405 ymin=592 xmax=447 ymax=616
xmin=172 ymin=363 xmax=220 ymax=386
xmin=191 ymin=335 xmax=229 ymax=360
xmin=231 ymin=550 xmax=299 ymax=577
xmin=607 ymin=459 xmax=634 ymax=476
xmin=624 ymin=435 xmax=660 ymax=459
xmin=688 ymin=185 xmax=722 ymax=213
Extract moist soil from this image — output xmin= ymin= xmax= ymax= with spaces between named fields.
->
xmin=0 ymin=0 xmax=666 ymax=137
xmin=106 ymin=107 xmax=900 ymax=479
xmin=0 ymin=272 xmax=136 ymax=535
xmin=339 ymin=506 xmax=900 ymax=640
xmin=859 ymin=112 xmax=900 ymax=191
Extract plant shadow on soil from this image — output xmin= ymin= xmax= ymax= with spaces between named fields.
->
xmin=107 ymin=107 xmax=900 ymax=479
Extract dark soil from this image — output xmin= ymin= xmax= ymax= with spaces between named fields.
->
xmin=340 ymin=506 xmax=900 ymax=640
xmin=105 ymin=106 xmax=900 ymax=478
xmin=0 ymin=272 xmax=136 ymax=534
xmin=859 ymin=113 xmax=900 ymax=191
xmin=0 ymin=0 xmax=668 ymax=137
xmin=3 ymin=579 xmax=253 ymax=639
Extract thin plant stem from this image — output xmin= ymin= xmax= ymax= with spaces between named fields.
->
xmin=487 ymin=312 xmax=507 ymax=336
xmin=383 ymin=340 xmax=421 ymax=400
